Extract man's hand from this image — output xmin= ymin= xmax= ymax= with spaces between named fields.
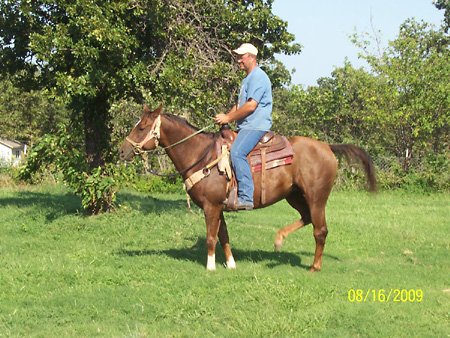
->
xmin=215 ymin=100 xmax=258 ymax=125
xmin=215 ymin=113 xmax=231 ymax=125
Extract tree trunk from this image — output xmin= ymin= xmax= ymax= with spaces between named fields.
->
xmin=81 ymin=95 xmax=111 ymax=169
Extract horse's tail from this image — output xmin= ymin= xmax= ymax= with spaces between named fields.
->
xmin=329 ymin=144 xmax=377 ymax=192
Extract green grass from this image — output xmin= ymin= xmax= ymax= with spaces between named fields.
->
xmin=1 ymin=185 xmax=449 ymax=337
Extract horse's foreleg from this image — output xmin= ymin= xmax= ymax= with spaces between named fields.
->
xmin=204 ymin=205 xmax=223 ymax=271
xmin=218 ymin=213 xmax=236 ymax=269
xmin=274 ymin=220 xmax=306 ymax=252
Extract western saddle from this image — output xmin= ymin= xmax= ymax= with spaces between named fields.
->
xmin=219 ymin=124 xmax=294 ymax=211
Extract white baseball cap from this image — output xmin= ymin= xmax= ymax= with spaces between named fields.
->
xmin=233 ymin=43 xmax=258 ymax=56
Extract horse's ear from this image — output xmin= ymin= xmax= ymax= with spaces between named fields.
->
xmin=153 ymin=104 xmax=163 ymax=115
xmin=143 ymin=104 xmax=152 ymax=114
xmin=143 ymin=103 xmax=162 ymax=115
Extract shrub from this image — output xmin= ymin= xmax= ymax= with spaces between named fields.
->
xmin=19 ymin=124 xmax=135 ymax=214
xmin=132 ymin=174 xmax=184 ymax=194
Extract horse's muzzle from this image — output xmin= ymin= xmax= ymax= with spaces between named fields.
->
xmin=119 ymin=146 xmax=134 ymax=161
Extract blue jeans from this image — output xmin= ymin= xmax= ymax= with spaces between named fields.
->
xmin=230 ymin=129 xmax=268 ymax=204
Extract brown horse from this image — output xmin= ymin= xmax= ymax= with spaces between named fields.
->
xmin=119 ymin=105 xmax=376 ymax=272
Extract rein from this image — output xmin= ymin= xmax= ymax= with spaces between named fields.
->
xmin=148 ymin=134 xmax=219 ymax=177
xmin=125 ymin=114 xmax=218 ymax=177
xmin=163 ymin=123 xmax=216 ymax=151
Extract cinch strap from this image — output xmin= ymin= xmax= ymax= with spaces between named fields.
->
xmin=183 ymin=149 xmax=230 ymax=191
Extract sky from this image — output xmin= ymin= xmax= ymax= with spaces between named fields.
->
xmin=271 ymin=0 xmax=445 ymax=87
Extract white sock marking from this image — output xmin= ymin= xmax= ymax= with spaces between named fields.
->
xmin=227 ymin=256 xmax=236 ymax=269
xmin=207 ymin=254 xmax=216 ymax=271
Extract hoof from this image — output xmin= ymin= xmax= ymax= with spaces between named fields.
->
xmin=274 ymin=240 xmax=284 ymax=252
xmin=227 ymin=257 xmax=236 ymax=269
xmin=308 ymin=267 xmax=321 ymax=274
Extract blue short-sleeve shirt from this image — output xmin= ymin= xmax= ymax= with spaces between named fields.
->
xmin=236 ymin=66 xmax=273 ymax=131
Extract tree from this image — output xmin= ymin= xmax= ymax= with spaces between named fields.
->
xmin=272 ymin=62 xmax=384 ymax=147
xmin=435 ymin=0 xmax=450 ymax=32
xmin=1 ymin=1 xmax=158 ymax=167
xmin=0 ymin=75 xmax=70 ymax=146
xmin=1 ymin=0 xmax=300 ymax=160
xmin=351 ymin=19 xmax=450 ymax=157
xmin=1 ymin=0 xmax=300 ymax=212
xmin=144 ymin=0 xmax=301 ymax=125
xmin=272 ymin=84 xmax=310 ymax=138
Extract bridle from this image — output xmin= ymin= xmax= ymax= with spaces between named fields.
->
xmin=124 ymin=114 xmax=218 ymax=177
xmin=125 ymin=115 xmax=162 ymax=155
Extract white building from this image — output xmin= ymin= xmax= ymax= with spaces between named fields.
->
xmin=0 ymin=138 xmax=26 ymax=167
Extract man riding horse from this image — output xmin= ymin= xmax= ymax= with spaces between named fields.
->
xmin=215 ymin=43 xmax=272 ymax=211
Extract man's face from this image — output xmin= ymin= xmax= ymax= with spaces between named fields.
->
xmin=237 ymin=53 xmax=254 ymax=72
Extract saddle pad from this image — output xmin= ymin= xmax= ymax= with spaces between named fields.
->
xmin=252 ymin=157 xmax=293 ymax=173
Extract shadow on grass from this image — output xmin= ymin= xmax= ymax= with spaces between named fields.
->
xmin=0 ymin=190 xmax=83 ymax=221
xmin=116 ymin=192 xmax=190 ymax=215
xmin=0 ymin=189 xmax=192 ymax=221
xmin=118 ymin=237 xmax=341 ymax=271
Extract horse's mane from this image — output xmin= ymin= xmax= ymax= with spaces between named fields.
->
xmin=163 ymin=114 xmax=216 ymax=138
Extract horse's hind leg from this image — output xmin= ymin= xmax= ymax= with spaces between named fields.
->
xmin=274 ymin=193 xmax=328 ymax=273
xmin=309 ymin=204 xmax=328 ymax=273
xmin=274 ymin=194 xmax=311 ymax=251
xmin=274 ymin=220 xmax=306 ymax=251
xmin=218 ymin=212 xmax=236 ymax=269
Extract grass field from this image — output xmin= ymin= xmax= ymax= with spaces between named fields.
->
xmin=0 ymin=185 xmax=449 ymax=337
